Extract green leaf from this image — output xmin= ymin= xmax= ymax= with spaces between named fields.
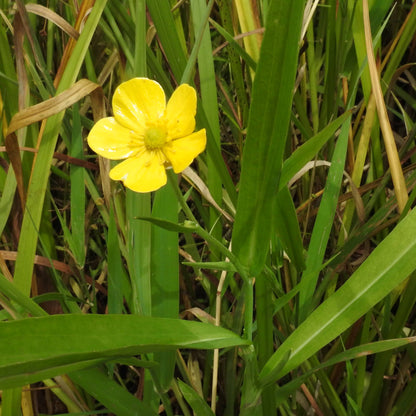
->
xmin=178 ymin=379 xmax=215 ymax=416
xmin=0 ymin=172 xmax=17 ymax=238
xmin=136 ymin=216 xmax=198 ymax=233
xmin=240 ymin=345 xmax=263 ymax=416
xmin=231 ymin=0 xmax=306 ymax=275
xmin=107 ymin=206 xmax=126 ymax=315
xmin=259 ymin=207 xmax=416 ymax=385
xmin=274 ymin=336 xmax=416 ymax=407
xmin=13 ymin=0 xmax=107 ymax=296
xmin=151 ymin=183 xmax=179 ymax=390
xmin=0 ymin=273 xmax=47 ymax=317
xmin=298 ymin=117 xmax=351 ymax=321
xmin=69 ymin=103 xmax=86 ymax=267
xmin=127 ymin=191 xmax=152 ymax=316
xmin=182 ymin=261 xmax=237 ymax=272
xmin=0 ymin=314 xmax=249 ymax=389
xmin=0 ymin=358 xmax=113 ymax=390
xmin=209 ymin=19 xmax=257 ymax=71
xmin=70 ymin=367 xmax=156 ymax=416
xmin=146 ymin=0 xmax=187 ymax=81
xmin=279 ymin=111 xmax=351 ymax=188
xmin=274 ymin=186 xmax=305 ymax=271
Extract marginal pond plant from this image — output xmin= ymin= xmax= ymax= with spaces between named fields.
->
xmin=1 ymin=0 xmax=416 ymax=415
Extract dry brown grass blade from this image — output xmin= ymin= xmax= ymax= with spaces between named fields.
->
xmin=10 ymin=7 xmax=30 ymax=208
xmin=4 ymin=132 xmax=25 ymax=207
xmin=54 ymin=0 xmax=96 ymax=87
xmin=0 ymin=250 xmax=107 ymax=295
xmin=363 ymin=0 xmax=408 ymax=213
xmin=5 ymin=79 xmax=103 ymax=208
xmin=381 ymin=2 xmax=416 ymax=72
xmin=183 ymin=166 xmax=234 ymax=222
xmin=25 ymin=4 xmax=80 ymax=40
xmin=7 ymin=79 xmax=102 ymax=135
xmin=0 ymin=146 xmax=98 ymax=170
xmin=0 ymin=251 xmax=13 ymax=282
xmin=15 ymin=0 xmax=41 ymax=68
xmin=13 ymin=9 xmax=28 ymax=112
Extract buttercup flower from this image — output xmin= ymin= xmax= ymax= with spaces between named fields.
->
xmin=88 ymin=78 xmax=206 ymax=192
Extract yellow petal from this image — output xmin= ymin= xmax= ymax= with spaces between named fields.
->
xmin=163 ymin=129 xmax=206 ymax=173
xmin=112 ymin=78 xmax=166 ymax=132
xmin=87 ymin=117 xmax=143 ymax=160
xmin=165 ymin=84 xmax=197 ymax=139
xmin=109 ymin=150 xmax=167 ymax=192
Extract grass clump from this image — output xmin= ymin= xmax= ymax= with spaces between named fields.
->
xmin=1 ymin=1 xmax=416 ymax=415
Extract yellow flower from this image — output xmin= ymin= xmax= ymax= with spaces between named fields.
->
xmin=88 ymin=78 xmax=206 ymax=192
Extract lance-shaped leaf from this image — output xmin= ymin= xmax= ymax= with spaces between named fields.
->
xmin=259 ymin=207 xmax=416 ymax=386
xmin=0 ymin=314 xmax=249 ymax=389
xmin=231 ymin=0 xmax=306 ymax=275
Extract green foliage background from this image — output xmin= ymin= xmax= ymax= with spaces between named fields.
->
xmin=1 ymin=0 xmax=416 ymax=415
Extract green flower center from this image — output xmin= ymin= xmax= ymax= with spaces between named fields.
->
xmin=144 ymin=126 xmax=167 ymax=149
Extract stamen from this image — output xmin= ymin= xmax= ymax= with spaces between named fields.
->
xmin=144 ymin=125 xmax=167 ymax=149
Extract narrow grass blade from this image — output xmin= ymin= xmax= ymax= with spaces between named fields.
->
xmin=209 ymin=19 xmax=257 ymax=72
xmin=363 ymin=0 xmax=408 ymax=212
xmin=215 ymin=1 xmax=250 ymax=126
xmin=274 ymin=336 xmax=416 ymax=407
xmin=1 ymin=358 xmax=115 ymax=390
xmin=107 ymin=206 xmax=125 ymax=314
xmin=231 ymin=0 xmax=305 ymax=275
xmin=182 ymin=261 xmax=237 ymax=273
xmin=178 ymin=379 xmax=215 ymax=416
xmin=298 ymin=117 xmax=351 ymax=322
xmin=69 ymin=103 xmax=86 ymax=267
xmin=197 ymin=106 xmax=238 ymax=206
xmin=234 ymin=0 xmax=262 ymax=64
xmin=0 ymin=388 xmax=21 ymax=416
xmin=13 ymin=1 xmax=107 ymax=295
xmin=0 ymin=273 xmax=47 ymax=317
xmin=0 ymin=172 xmax=17 ymax=236
xmin=191 ymin=0 xmax=223 ymax=258
xmin=388 ymin=373 xmax=416 ymax=416
xmin=362 ymin=271 xmax=416 ymax=415
xmin=279 ymin=111 xmax=351 ymax=189
xmin=274 ymin=186 xmax=305 ymax=272
xmin=146 ymin=1 xmax=187 ymax=81
xmin=240 ymin=345 xmax=263 ymax=416
xmin=259 ymin=206 xmax=416 ymax=385
xmin=0 ymin=22 xmax=18 ymax=118
xmin=254 ymin=271 xmax=275 ymax=414
xmin=70 ymin=367 xmax=156 ymax=416
xmin=382 ymin=2 xmax=416 ymax=86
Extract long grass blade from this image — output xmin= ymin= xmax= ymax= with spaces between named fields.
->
xmin=259 ymin=206 xmax=416 ymax=385
xmin=232 ymin=0 xmax=306 ymax=276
